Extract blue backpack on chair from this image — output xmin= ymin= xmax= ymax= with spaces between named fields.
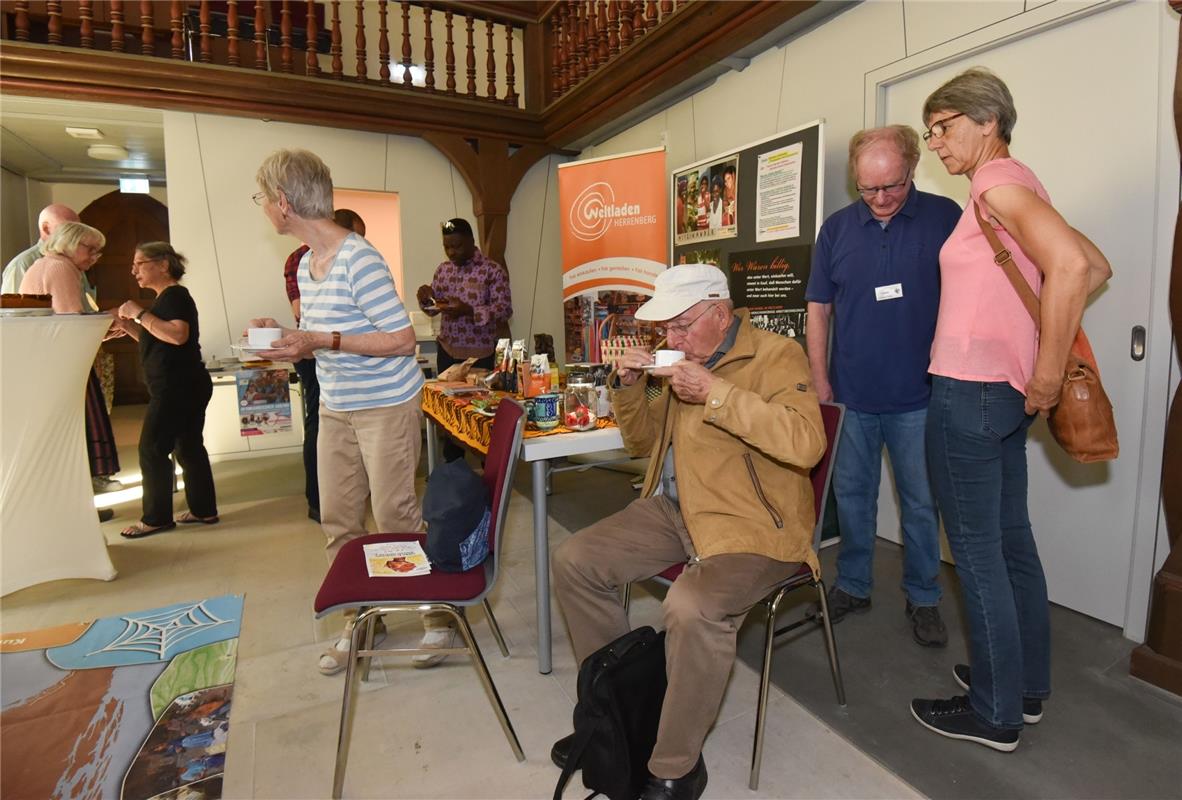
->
xmin=422 ymin=459 xmax=491 ymax=572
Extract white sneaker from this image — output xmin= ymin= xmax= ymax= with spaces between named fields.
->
xmin=318 ymin=619 xmax=387 ymax=676
xmin=412 ymin=626 xmax=458 ymax=669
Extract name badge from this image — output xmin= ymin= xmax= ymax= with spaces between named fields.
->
xmin=875 ymin=283 xmax=903 ymax=302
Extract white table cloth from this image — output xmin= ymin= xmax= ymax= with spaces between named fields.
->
xmin=1 ymin=314 xmax=117 ymax=595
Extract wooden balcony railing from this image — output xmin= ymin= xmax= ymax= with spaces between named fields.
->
xmin=1 ymin=0 xmax=527 ymax=107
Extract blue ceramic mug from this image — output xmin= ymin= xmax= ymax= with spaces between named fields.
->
xmin=534 ymin=393 xmax=560 ymax=430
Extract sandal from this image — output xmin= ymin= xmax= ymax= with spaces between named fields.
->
xmin=120 ymin=521 xmax=177 ymax=539
xmin=318 ymin=620 xmax=388 ymax=676
xmin=178 ymin=511 xmax=220 ymax=525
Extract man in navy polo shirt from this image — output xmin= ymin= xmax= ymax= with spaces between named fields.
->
xmin=804 ymin=125 xmax=961 ymax=647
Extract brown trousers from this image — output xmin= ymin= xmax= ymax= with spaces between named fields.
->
xmin=552 ymin=495 xmax=800 ymax=778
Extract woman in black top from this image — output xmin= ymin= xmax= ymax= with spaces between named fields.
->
xmin=113 ymin=242 xmax=218 ymax=538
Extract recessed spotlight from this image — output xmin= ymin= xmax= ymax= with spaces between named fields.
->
xmin=87 ymin=143 xmax=129 ymax=161
xmin=66 ymin=126 xmax=104 ymax=139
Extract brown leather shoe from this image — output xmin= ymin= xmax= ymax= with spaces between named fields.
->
xmin=639 ymin=756 xmax=707 ymax=800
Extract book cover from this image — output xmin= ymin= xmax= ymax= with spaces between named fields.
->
xmin=362 ymin=541 xmax=431 ymax=577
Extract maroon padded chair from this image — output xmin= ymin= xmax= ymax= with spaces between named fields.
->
xmin=314 ymin=399 xmax=527 ymax=798
xmin=623 ymin=401 xmax=847 ymax=790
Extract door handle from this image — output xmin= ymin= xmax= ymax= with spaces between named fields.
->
xmin=1130 ymin=325 xmax=1145 ymax=361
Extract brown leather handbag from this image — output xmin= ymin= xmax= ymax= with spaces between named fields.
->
xmin=974 ymin=202 xmax=1118 ymax=463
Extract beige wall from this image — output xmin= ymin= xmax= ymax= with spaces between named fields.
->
xmin=1 ymin=168 xmax=32 ymax=266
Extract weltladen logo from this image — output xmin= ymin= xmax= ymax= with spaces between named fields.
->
xmin=569 ymin=181 xmax=643 ymax=242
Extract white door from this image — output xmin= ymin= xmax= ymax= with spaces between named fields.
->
xmin=873 ymin=1 xmax=1173 ymax=628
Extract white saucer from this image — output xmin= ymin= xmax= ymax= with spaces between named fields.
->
xmin=232 ymin=343 xmax=275 ymax=354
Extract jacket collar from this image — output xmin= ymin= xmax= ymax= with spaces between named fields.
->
xmin=711 ymin=308 xmax=757 ymax=371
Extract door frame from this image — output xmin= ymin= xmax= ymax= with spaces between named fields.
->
xmin=862 ymin=0 xmax=1177 ymax=642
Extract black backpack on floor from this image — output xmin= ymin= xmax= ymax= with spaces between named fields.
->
xmin=552 ymin=626 xmax=667 ymax=800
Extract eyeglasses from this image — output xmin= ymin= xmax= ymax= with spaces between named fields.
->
xmin=657 ymin=303 xmax=719 ymax=338
xmin=132 ymin=258 xmax=161 ymax=267
xmin=440 ymin=220 xmax=456 ymax=232
xmin=856 ymin=173 xmax=911 ymax=199
xmin=252 ymin=191 xmax=267 ymax=205
xmin=922 ymin=113 xmax=965 ymax=142
xmin=80 ymin=243 xmax=103 ymax=255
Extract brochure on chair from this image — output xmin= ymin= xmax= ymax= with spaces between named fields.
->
xmin=363 ymin=541 xmax=432 ymax=577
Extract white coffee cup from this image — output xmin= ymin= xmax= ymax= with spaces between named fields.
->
xmin=653 ymin=349 xmax=685 ymax=368
xmin=248 ymin=327 xmax=282 ymax=348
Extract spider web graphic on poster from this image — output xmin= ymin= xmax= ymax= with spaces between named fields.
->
xmin=86 ymin=602 xmax=233 ymax=660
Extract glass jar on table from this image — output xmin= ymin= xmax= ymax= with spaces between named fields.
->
xmin=562 ymin=380 xmax=598 ymax=431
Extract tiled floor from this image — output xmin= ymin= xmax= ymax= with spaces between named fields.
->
xmin=1 ymin=406 xmax=922 ymax=799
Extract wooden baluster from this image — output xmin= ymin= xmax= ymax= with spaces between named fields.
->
xmin=199 ymin=1 xmax=212 ymax=62
xmin=632 ymin=0 xmax=645 ymax=38
xmin=400 ymin=1 xmax=412 ymax=87
xmin=586 ymin=1 xmax=598 ymax=72
xmin=13 ymin=1 xmax=29 ymax=42
xmin=306 ymin=0 xmax=320 ymax=76
xmin=645 ymin=0 xmax=657 ymax=29
xmin=606 ymin=0 xmax=619 ymax=57
xmin=141 ymin=0 xmax=154 ymax=55
xmin=110 ymin=0 xmax=124 ymax=51
xmin=169 ymin=1 xmax=183 ymax=58
xmin=47 ymin=1 xmax=62 ymax=45
xmin=79 ymin=1 xmax=94 ymax=48
xmin=618 ymin=0 xmax=632 ymax=49
xmin=254 ymin=0 xmax=267 ymax=68
xmin=579 ymin=1 xmax=590 ymax=79
xmin=485 ymin=19 xmax=495 ymax=99
xmin=465 ymin=14 xmax=476 ymax=98
xmin=504 ymin=23 xmax=516 ymax=105
xmin=660 ymin=0 xmax=673 ymax=19
xmin=378 ymin=0 xmax=391 ymax=83
xmin=227 ymin=1 xmax=240 ymax=65
xmin=444 ymin=9 xmax=456 ymax=93
xmin=565 ymin=2 xmax=577 ymax=89
xmin=423 ymin=4 xmax=435 ymax=91
xmin=280 ymin=0 xmax=293 ymax=72
xmin=597 ymin=1 xmax=609 ymax=62
xmin=330 ymin=0 xmax=342 ymax=78
xmin=551 ymin=10 xmax=562 ymax=96
xmin=355 ymin=1 xmax=367 ymax=81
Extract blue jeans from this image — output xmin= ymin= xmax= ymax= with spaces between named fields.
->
xmin=833 ymin=407 xmax=941 ymax=605
xmin=926 ymin=376 xmax=1051 ymax=729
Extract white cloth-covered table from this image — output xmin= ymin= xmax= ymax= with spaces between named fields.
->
xmin=1 ymin=314 xmax=117 ymax=594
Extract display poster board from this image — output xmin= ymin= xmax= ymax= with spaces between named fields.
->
xmin=235 ymin=367 xmax=293 ymax=436
xmin=558 ymin=147 xmax=668 ymax=364
xmin=671 ymin=121 xmax=823 ymax=340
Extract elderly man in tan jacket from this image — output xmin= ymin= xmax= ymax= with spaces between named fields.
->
xmin=551 ymin=263 xmax=826 ymax=800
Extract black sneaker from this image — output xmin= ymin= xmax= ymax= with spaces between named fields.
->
xmin=905 ymin=601 xmax=948 ymax=647
xmin=910 ymin=695 xmax=1019 ymax=752
xmin=953 ymin=664 xmax=1043 ymax=724
xmin=806 ymin=586 xmax=871 ymax=624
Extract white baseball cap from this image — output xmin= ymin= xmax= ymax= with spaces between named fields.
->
xmin=635 ymin=263 xmax=731 ymax=322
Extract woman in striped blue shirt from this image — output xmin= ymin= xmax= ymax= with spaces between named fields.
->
xmin=251 ymin=149 xmax=453 ymax=675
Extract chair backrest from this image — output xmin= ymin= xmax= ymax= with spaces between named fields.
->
xmin=810 ymin=402 xmax=845 ymax=550
xmin=482 ymin=398 xmax=526 ymax=558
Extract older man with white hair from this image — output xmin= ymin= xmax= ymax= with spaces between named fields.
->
xmin=550 ymin=263 xmax=826 ymax=800
xmin=2 ymin=204 xmax=92 ymax=297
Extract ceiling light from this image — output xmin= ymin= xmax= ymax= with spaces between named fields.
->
xmin=66 ymin=126 xmax=104 ymax=139
xmin=87 ymin=143 xmax=128 ymax=161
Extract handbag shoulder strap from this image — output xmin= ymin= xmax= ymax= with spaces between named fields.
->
xmin=972 ymin=200 xmax=1041 ymax=329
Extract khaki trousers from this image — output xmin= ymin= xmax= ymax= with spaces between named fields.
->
xmin=318 ymin=396 xmax=448 ymax=631
xmin=552 ymin=495 xmax=800 ymax=779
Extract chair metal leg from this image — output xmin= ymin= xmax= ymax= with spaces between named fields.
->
xmin=450 ymin=608 xmax=525 ymax=762
xmin=482 ymin=599 xmax=511 ymax=658
xmin=359 ymin=608 xmax=377 ymax=683
xmin=621 ymin=582 xmax=631 ymax=613
xmin=815 ymin=580 xmax=847 ymax=706
xmin=750 ymin=590 xmax=787 ymax=791
xmin=331 ymin=610 xmax=374 ymax=799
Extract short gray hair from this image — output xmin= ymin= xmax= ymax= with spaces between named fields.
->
xmin=848 ymin=125 xmax=921 ymax=181
xmin=255 ymin=149 xmax=335 ymax=220
xmin=137 ymin=241 xmax=188 ymax=280
xmin=923 ymin=67 xmax=1017 ymax=145
xmin=43 ymin=221 xmax=105 ymax=257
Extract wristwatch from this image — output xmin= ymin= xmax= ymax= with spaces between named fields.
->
xmin=135 ymin=309 xmax=147 ymax=324
xmin=331 ymin=331 xmax=341 ymax=351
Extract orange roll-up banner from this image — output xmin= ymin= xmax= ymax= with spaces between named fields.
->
xmin=557 ymin=147 xmax=667 ymax=363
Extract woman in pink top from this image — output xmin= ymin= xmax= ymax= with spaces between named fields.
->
xmin=910 ymin=69 xmax=1112 ymax=752
xmin=19 ymin=221 xmax=105 ymax=312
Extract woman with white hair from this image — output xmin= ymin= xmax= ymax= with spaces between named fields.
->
xmin=20 ymin=220 xmax=122 ymax=498
xmin=249 ymin=149 xmax=449 ymax=674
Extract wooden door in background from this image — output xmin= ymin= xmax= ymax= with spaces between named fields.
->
xmin=81 ymin=191 xmax=170 ymax=405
